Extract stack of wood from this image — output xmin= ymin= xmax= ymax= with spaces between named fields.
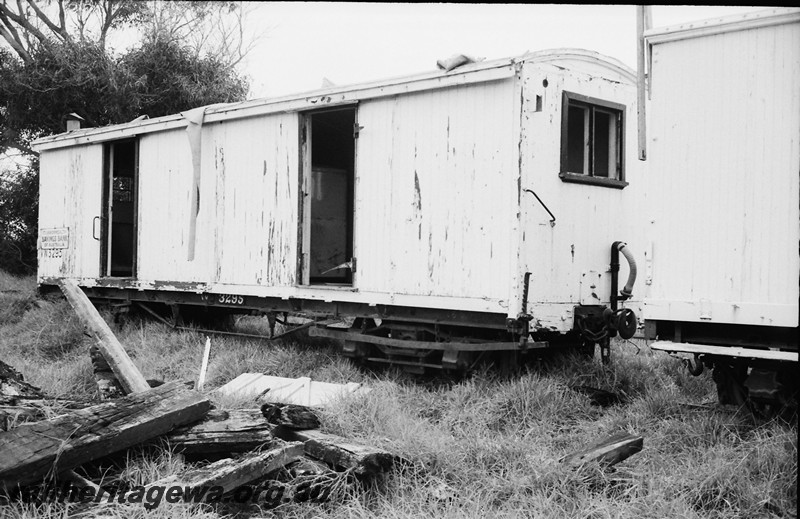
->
xmin=0 ymin=280 xmax=399 ymax=511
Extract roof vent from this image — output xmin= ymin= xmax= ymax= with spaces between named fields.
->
xmin=64 ymin=113 xmax=85 ymax=132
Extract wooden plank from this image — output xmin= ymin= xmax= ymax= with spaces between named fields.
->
xmin=195 ymin=337 xmax=212 ymax=390
xmin=273 ymin=427 xmax=397 ymax=475
xmin=0 ymin=381 xmax=211 ymax=488
xmin=59 ymin=279 xmax=151 ymax=394
xmin=149 ymin=441 xmax=303 ymax=496
xmin=166 ymin=409 xmax=274 ymax=455
xmin=562 ymin=432 xmax=643 ymax=468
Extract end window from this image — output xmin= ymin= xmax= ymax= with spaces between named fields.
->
xmin=560 ymin=92 xmax=627 ymax=189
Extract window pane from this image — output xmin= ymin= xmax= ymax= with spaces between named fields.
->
xmin=567 ymin=105 xmax=587 ymax=174
xmin=594 ymin=110 xmax=610 ymax=177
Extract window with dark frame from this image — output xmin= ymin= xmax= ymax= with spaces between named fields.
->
xmin=560 ymin=91 xmax=627 ymax=189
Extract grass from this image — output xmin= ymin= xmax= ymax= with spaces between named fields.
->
xmin=0 ymin=272 xmax=796 ymax=518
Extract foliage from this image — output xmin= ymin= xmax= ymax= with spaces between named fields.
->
xmin=0 ymin=1 xmax=254 ymax=273
xmin=0 ymin=291 xmax=796 ymax=518
xmin=0 ymin=159 xmax=38 ymax=274
xmin=0 ymin=29 xmax=250 ymax=156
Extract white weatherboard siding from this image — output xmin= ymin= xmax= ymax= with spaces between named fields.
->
xmin=519 ymin=64 xmax=648 ymax=331
xmin=136 ymin=129 xmax=204 ymax=282
xmin=33 ymin=51 xmax=653 ymax=320
xmin=355 ymin=79 xmax=517 ymax=304
xmin=37 ymin=145 xmax=103 ymax=281
xmin=645 ymin=19 xmax=800 ymax=327
xmin=202 ymin=114 xmax=299 ymax=288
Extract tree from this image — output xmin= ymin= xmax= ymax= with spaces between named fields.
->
xmin=0 ymin=0 xmax=256 ymax=274
xmin=0 ymin=0 xmax=254 ymax=156
xmin=0 ymin=159 xmax=37 ymax=274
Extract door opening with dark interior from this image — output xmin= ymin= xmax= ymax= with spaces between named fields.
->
xmin=102 ymin=139 xmax=138 ymax=277
xmin=300 ymin=106 xmax=357 ymax=286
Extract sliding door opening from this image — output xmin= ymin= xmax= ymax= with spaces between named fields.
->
xmin=300 ymin=107 xmax=357 ymax=286
xmin=102 ymin=139 xmax=138 ymax=277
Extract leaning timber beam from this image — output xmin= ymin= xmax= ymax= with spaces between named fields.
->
xmin=165 ymin=409 xmax=275 ymax=455
xmin=59 ymin=279 xmax=150 ymax=394
xmin=0 ymin=381 xmax=211 ymax=488
xmin=561 ymin=432 xmax=644 ymax=468
xmin=273 ymin=426 xmax=398 ymax=475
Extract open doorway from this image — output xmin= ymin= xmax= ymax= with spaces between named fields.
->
xmin=102 ymin=139 xmax=138 ymax=277
xmin=300 ymin=106 xmax=356 ymax=285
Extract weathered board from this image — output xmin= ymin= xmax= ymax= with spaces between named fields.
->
xmin=166 ymin=409 xmax=274 ymax=455
xmin=149 ymin=440 xmax=303 ymax=496
xmin=273 ymin=427 xmax=397 ymax=475
xmin=59 ymin=278 xmax=151 ymax=394
xmin=0 ymin=381 xmax=210 ymax=488
xmin=562 ymin=432 xmax=643 ymax=468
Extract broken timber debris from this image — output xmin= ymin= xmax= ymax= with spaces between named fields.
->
xmin=561 ymin=432 xmax=644 ymax=468
xmin=0 ymin=360 xmax=44 ymax=400
xmin=261 ymin=403 xmax=321 ymax=430
xmin=89 ymin=345 xmax=124 ymax=400
xmin=196 ymin=336 xmax=212 ymax=391
xmin=0 ymin=380 xmax=211 ymax=488
xmin=274 ymin=426 xmax=397 ymax=475
xmin=166 ymin=409 xmax=275 ymax=455
xmin=149 ymin=440 xmax=303 ymax=498
xmin=59 ymin=279 xmax=150 ymax=394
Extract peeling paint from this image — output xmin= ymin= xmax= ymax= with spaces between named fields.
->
xmin=413 ymin=171 xmax=422 ymax=212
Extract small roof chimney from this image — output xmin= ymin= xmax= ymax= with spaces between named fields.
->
xmin=65 ymin=113 xmax=85 ymax=132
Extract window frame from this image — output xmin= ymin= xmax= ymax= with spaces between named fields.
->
xmin=559 ymin=91 xmax=628 ymax=189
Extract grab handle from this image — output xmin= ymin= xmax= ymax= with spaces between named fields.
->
xmin=92 ymin=216 xmax=101 ymax=241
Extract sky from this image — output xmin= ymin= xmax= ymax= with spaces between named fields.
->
xmin=0 ymin=3 xmax=769 ymax=168
xmin=239 ymin=4 xmax=766 ymax=99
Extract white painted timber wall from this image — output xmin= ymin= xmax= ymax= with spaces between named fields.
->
xmin=135 ymin=114 xmax=300 ymax=287
xmin=202 ymin=114 xmax=299 ymax=287
xmin=136 ymin=129 xmax=203 ymax=282
xmin=519 ymin=63 xmax=648 ymax=331
xmin=355 ymin=78 xmax=517 ymax=308
xmin=644 ymin=20 xmax=800 ymax=327
xmin=37 ymin=145 xmax=103 ymax=281
xmin=36 ymin=53 xmax=652 ymax=321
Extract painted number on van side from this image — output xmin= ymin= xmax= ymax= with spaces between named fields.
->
xmin=218 ymin=294 xmax=245 ymax=305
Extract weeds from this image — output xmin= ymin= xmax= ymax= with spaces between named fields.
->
xmin=0 ymin=274 xmax=796 ymax=518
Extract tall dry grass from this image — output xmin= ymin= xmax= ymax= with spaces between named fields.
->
xmin=0 ymin=273 xmax=796 ymax=518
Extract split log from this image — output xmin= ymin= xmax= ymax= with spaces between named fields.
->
xmin=0 ymin=380 xmax=211 ymax=488
xmin=273 ymin=426 xmax=397 ymax=475
xmin=148 ymin=440 xmax=303 ymax=498
xmin=166 ymin=409 xmax=274 ymax=454
xmin=59 ymin=279 xmax=150 ymax=394
xmin=561 ymin=432 xmax=643 ymax=468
